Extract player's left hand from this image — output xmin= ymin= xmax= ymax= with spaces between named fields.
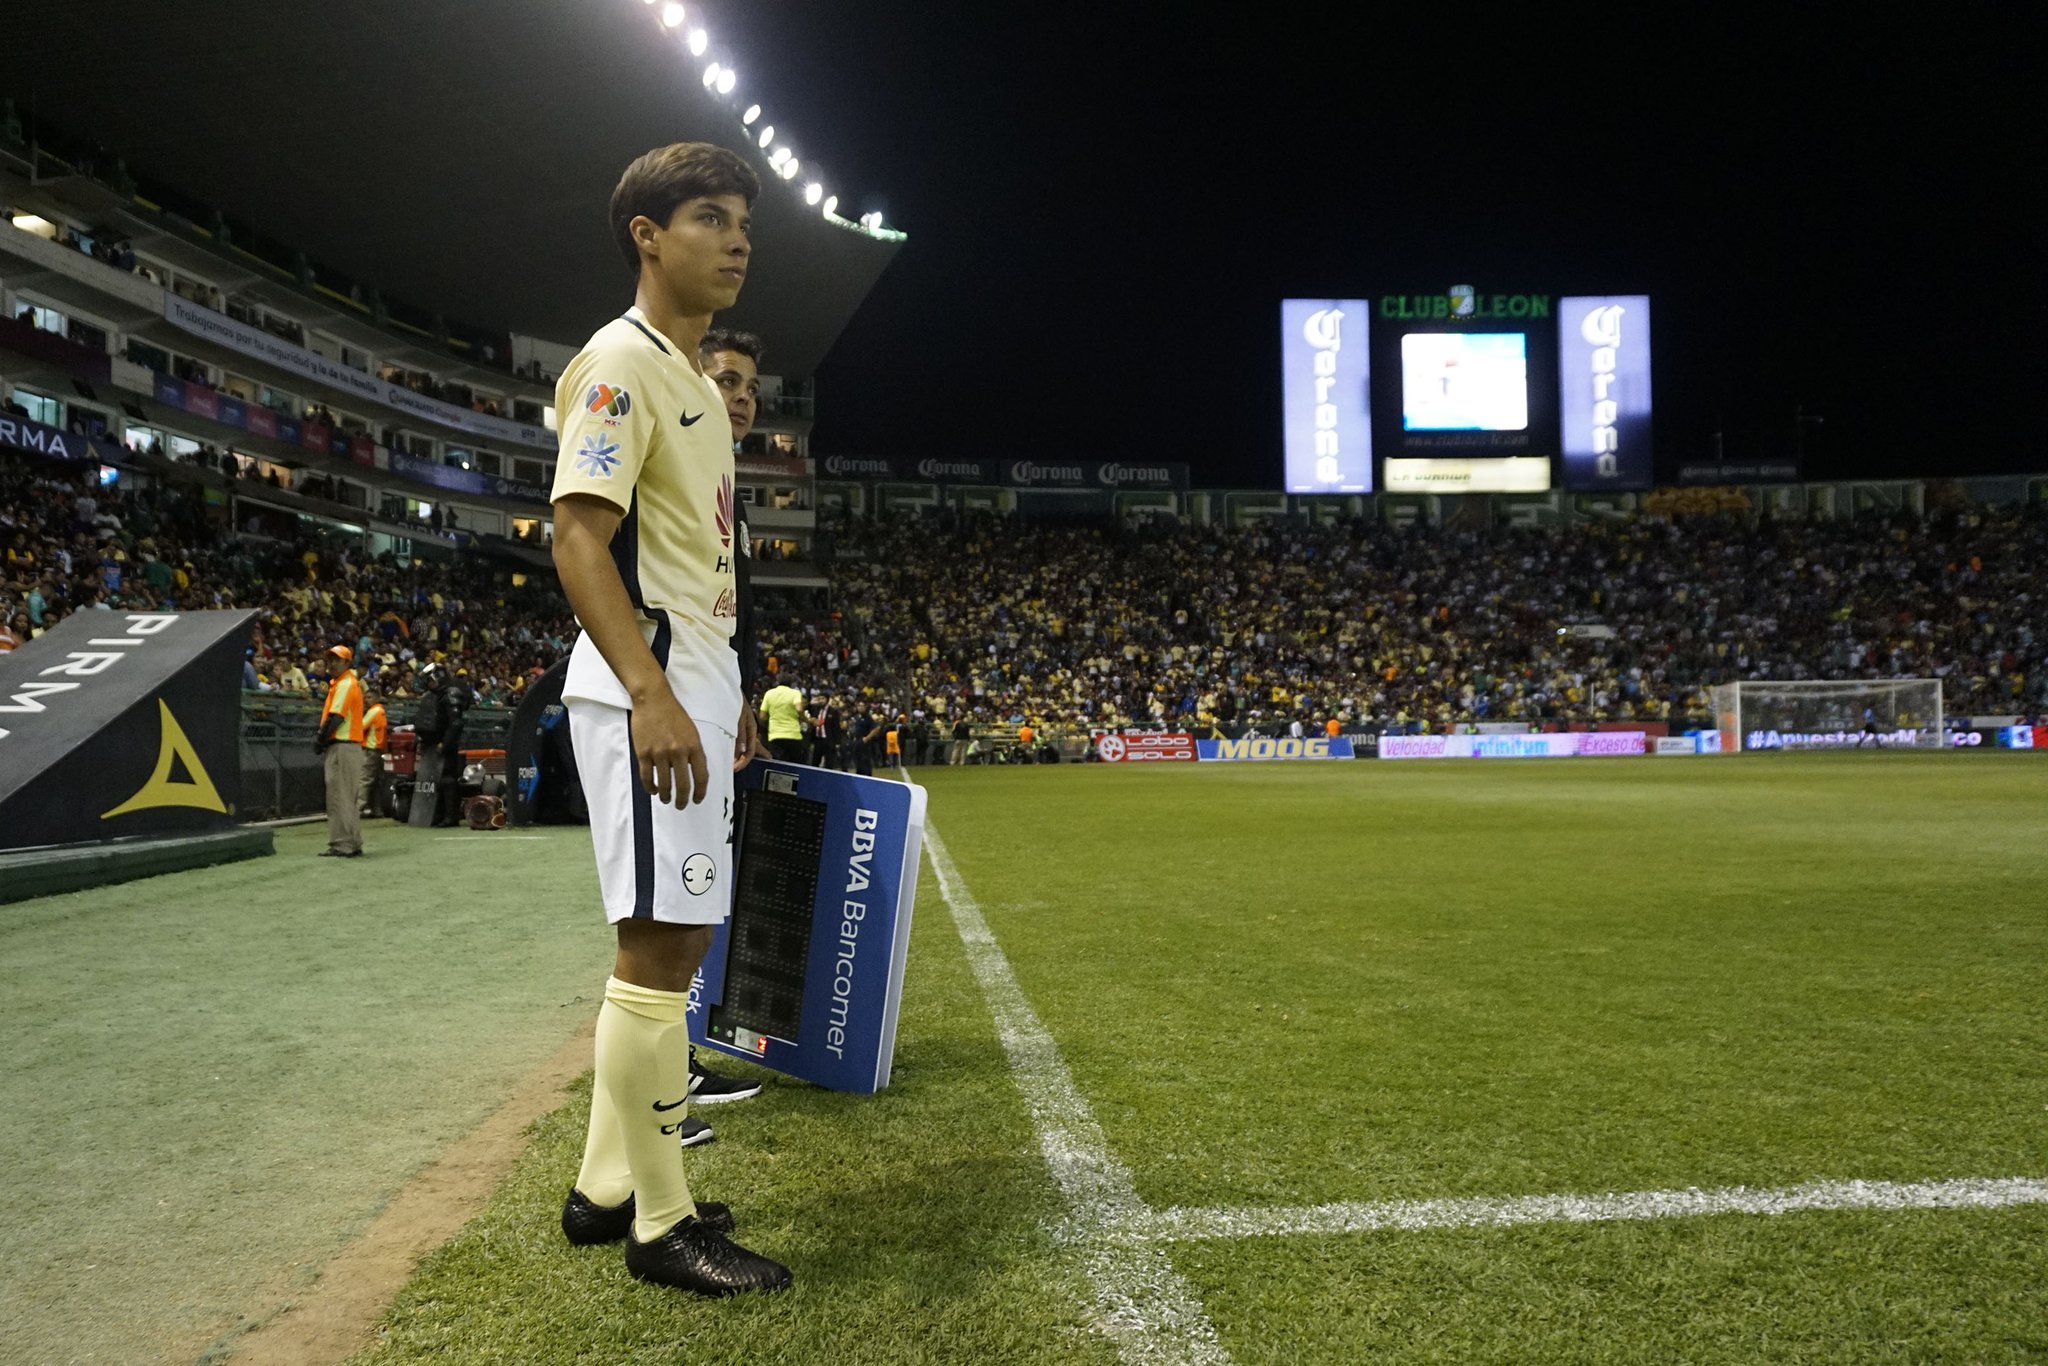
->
xmin=734 ymin=705 xmax=760 ymax=773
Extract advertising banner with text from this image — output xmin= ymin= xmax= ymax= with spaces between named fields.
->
xmin=818 ymin=454 xmax=900 ymax=480
xmin=1379 ymin=732 xmax=1649 ymax=760
xmin=1280 ymin=299 xmax=1373 ymax=494
xmin=1093 ymin=732 xmax=1197 ymax=763
xmin=736 ymin=455 xmax=815 ymax=482
xmin=1196 ymin=736 xmax=1354 ymax=761
xmin=0 ymin=413 xmax=126 ymax=467
xmin=1557 ymin=295 xmax=1653 ymax=492
xmin=152 ymin=374 xmax=374 ymax=465
xmin=387 ymin=449 xmax=549 ymax=504
xmin=162 ymin=295 xmax=552 ymax=450
xmin=815 ymin=454 xmax=1002 ymax=484
xmin=1002 ymin=459 xmax=1190 ymax=491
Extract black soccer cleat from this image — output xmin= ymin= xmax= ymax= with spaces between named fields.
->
xmin=561 ymin=1189 xmax=732 ymax=1244
xmin=688 ymin=1047 xmax=764 ymax=1105
xmin=624 ymin=1216 xmax=791 ymax=1296
xmin=677 ymin=1114 xmax=714 ymax=1148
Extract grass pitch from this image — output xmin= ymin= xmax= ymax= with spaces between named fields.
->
xmin=5 ymin=754 xmax=2045 ymax=1364
xmin=356 ymin=752 xmax=2046 ymax=1365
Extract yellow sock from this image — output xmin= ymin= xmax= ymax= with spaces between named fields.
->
xmin=592 ymin=976 xmax=698 ymax=1241
xmin=574 ymin=1031 xmax=632 ymax=1208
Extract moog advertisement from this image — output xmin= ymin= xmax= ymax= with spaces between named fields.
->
xmin=1195 ymin=736 xmax=1355 ymax=761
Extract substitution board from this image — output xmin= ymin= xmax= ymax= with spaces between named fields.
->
xmin=686 ymin=761 xmax=927 ymax=1094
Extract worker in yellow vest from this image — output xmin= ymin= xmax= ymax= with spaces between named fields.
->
xmin=361 ymin=686 xmax=389 ymax=818
xmin=317 ymin=644 xmax=366 ymax=857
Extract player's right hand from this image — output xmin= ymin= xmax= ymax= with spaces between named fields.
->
xmin=631 ymin=692 xmax=709 ymax=807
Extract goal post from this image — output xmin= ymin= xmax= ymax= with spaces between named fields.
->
xmin=1712 ymin=680 xmax=1946 ymax=752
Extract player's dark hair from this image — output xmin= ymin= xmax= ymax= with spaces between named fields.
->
xmin=609 ymin=143 xmax=760 ymax=275
xmin=699 ymin=327 xmax=765 ymax=366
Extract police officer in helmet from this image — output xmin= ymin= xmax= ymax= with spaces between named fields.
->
xmin=412 ymin=662 xmax=470 ymax=826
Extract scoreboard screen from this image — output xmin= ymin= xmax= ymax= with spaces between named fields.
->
xmin=1280 ymin=288 xmax=1654 ymax=492
xmin=1400 ymin=333 xmax=1530 ymax=432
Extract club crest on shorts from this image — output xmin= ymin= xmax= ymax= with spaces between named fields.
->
xmin=682 ymin=852 xmax=717 ymax=895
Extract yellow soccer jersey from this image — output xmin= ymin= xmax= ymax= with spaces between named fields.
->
xmin=552 ymin=307 xmax=742 ymax=730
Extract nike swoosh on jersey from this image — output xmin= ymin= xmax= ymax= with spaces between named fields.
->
xmin=652 ymin=1095 xmax=688 ymax=1112
xmin=679 ymin=410 xmax=704 ymax=427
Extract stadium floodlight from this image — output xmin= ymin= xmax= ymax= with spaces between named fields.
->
xmin=804 ymin=182 xmax=823 ymax=206
xmin=742 ymin=104 xmax=761 ymax=124
xmin=757 ymin=125 xmax=775 ymax=148
xmin=661 ymin=2 xmax=684 ymax=27
xmin=702 ymin=62 xmax=721 ymax=87
xmin=688 ymin=27 xmax=708 ymax=56
xmin=768 ymin=146 xmax=790 ymax=166
xmin=822 ymin=194 xmax=838 ymax=216
xmin=716 ymin=67 xmax=736 ymax=94
xmin=780 ymin=158 xmax=799 ymax=179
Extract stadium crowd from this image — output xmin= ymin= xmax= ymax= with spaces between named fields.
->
xmin=768 ymin=504 xmax=2046 ymax=736
xmin=7 ymin=445 xmax=2043 ymax=737
xmin=0 ymin=452 xmax=576 ymax=703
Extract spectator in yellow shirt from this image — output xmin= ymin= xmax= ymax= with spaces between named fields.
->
xmin=760 ymin=673 xmax=806 ymax=764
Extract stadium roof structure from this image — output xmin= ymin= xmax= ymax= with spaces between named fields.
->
xmin=0 ymin=0 xmax=902 ymax=378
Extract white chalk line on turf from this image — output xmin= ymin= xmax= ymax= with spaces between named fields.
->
xmin=1133 ymin=1175 xmax=2048 ymax=1243
xmin=922 ymin=821 xmax=1233 ymax=1366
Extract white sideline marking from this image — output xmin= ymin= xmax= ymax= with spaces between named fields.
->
xmin=924 ymin=824 xmax=1232 ymax=1366
xmin=1135 ymin=1175 xmax=2048 ymax=1243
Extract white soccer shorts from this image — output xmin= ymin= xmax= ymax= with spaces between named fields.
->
xmin=569 ymin=697 xmax=735 ymax=925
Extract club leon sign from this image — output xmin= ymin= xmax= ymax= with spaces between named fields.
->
xmin=1378 ymin=292 xmax=1552 ymax=320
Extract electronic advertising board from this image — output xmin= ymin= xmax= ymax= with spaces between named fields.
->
xmin=1279 ymin=288 xmax=1653 ymax=493
xmin=1556 ymin=295 xmax=1653 ymax=491
xmin=1279 ymin=299 xmax=1373 ymax=494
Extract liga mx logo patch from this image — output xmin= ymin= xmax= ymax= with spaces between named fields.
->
xmin=585 ymin=383 xmax=631 ymax=424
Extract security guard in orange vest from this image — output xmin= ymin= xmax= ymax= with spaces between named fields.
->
xmin=317 ymin=644 xmax=367 ymax=857
xmin=361 ymin=686 xmax=389 ymax=818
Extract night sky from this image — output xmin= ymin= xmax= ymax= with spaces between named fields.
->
xmin=708 ymin=3 xmax=2039 ymax=486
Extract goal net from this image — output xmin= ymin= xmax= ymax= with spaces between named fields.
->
xmin=1712 ymin=680 xmax=1945 ymax=752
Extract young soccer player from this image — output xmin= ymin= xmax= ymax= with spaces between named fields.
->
xmin=679 ymin=324 xmax=773 ymax=1106
xmin=548 ymin=142 xmax=786 ymax=1296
